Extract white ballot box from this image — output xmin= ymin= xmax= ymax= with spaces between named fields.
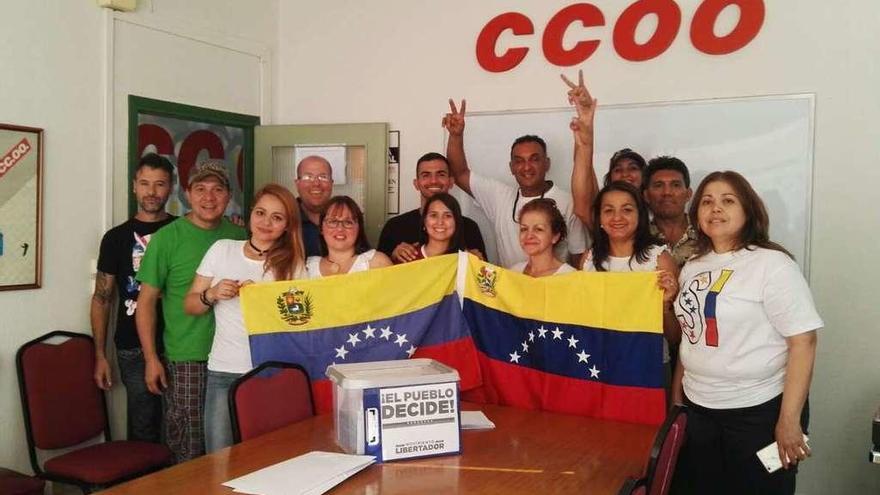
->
xmin=326 ymin=359 xmax=461 ymax=462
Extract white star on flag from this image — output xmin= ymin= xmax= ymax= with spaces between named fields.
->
xmin=537 ymin=325 xmax=548 ymax=338
xmin=576 ymin=350 xmax=590 ymax=363
xmin=347 ymin=332 xmax=361 ymax=346
xmin=380 ymin=326 xmax=393 ymax=340
xmin=362 ymin=325 xmax=376 ymax=339
xmin=394 ymin=333 xmax=408 ymax=347
xmin=528 ymin=331 xmax=535 ymax=342
xmin=521 ymin=341 xmax=529 ymax=353
xmin=335 ymin=346 xmax=348 ymax=359
xmin=567 ymin=335 xmax=579 ymax=348
xmin=406 ymin=345 xmax=417 ymax=358
xmin=509 ymin=351 xmax=521 ymax=363
xmin=552 ymin=327 xmax=564 ymax=340
xmin=588 ymin=365 xmax=600 ymax=378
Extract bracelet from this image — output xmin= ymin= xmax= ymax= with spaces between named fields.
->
xmin=200 ymin=289 xmax=215 ymax=307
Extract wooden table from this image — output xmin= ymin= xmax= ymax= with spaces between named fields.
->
xmin=98 ymin=404 xmax=657 ymax=494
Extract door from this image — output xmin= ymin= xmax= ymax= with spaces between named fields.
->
xmin=254 ymin=123 xmax=388 ymax=245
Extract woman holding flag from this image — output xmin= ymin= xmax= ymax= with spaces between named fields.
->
xmin=511 ymin=198 xmax=576 ymax=277
xmin=671 ymin=171 xmax=821 ymax=495
xmin=306 ymin=195 xmax=392 ymax=277
xmin=184 ymin=183 xmax=306 ymax=453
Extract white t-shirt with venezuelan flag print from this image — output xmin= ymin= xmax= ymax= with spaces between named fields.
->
xmin=675 ymin=247 xmax=823 ymax=409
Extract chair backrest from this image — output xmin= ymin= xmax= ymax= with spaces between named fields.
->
xmin=644 ymin=405 xmax=687 ymax=495
xmin=16 ymin=331 xmax=110 ymax=473
xmin=617 ymin=476 xmax=646 ymax=495
xmin=229 ymin=361 xmax=314 ymax=443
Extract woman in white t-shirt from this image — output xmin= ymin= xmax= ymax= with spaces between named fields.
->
xmin=510 ymin=199 xmax=576 ymax=277
xmin=306 ymin=196 xmax=392 ymax=278
xmin=582 ymin=182 xmax=679 ymax=343
xmin=671 ymin=171 xmax=822 ymax=495
xmin=184 ymin=183 xmax=306 ymax=453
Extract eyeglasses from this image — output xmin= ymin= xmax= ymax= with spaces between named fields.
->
xmin=298 ymin=174 xmax=332 ymax=183
xmin=324 ymin=219 xmax=357 ymax=229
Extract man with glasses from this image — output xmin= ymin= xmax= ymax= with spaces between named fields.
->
xmin=443 ymin=100 xmax=585 ymax=267
xmin=294 ymin=155 xmax=334 ymax=256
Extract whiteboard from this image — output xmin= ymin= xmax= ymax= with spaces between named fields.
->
xmin=449 ymin=94 xmax=815 ymax=275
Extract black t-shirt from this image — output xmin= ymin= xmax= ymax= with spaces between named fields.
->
xmin=97 ymin=216 xmax=176 ymax=350
xmin=377 ymin=208 xmax=486 ymax=259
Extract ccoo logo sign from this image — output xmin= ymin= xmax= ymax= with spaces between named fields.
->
xmin=476 ymin=0 xmax=765 ymax=72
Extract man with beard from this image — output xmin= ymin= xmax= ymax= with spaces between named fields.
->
xmin=91 ymin=152 xmax=176 ymax=443
xmin=136 ymin=159 xmax=246 ymax=462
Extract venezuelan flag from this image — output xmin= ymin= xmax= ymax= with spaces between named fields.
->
xmin=461 ymin=254 xmax=666 ymax=425
xmin=240 ymin=254 xmax=480 ymax=413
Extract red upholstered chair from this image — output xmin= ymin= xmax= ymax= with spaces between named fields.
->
xmin=643 ymin=405 xmax=688 ymax=495
xmin=0 ymin=467 xmax=45 ymax=495
xmin=16 ymin=331 xmax=172 ymax=494
xmin=228 ymin=361 xmax=314 ymax=443
xmin=617 ymin=476 xmax=646 ymax=495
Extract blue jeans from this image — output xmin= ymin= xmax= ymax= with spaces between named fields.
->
xmin=204 ymin=370 xmax=243 ymax=453
xmin=117 ymin=348 xmax=162 ymax=443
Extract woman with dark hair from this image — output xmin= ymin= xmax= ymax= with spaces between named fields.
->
xmin=306 ymin=195 xmax=391 ymax=277
xmin=583 ymin=181 xmax=677 ymax=278
xmin=583 ymin=181 xmax=679 ymax=371
xmin=671 ymin=171 xmax=822 ymax=495
xmin=511 ymin=198 xmax=576 ymax=277
xmin=603 ymin=148 xmax=646 ymax=188
xmin=404 ymin=193 xmax=467 ymax=261
xmin=184 ymin=183 xmax=306 ymax=453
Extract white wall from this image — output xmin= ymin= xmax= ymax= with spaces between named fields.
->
xmin=0 ymin=0 xmax=277 ymax=475
xmin=275 ymin=1 xmax=880 ymax=492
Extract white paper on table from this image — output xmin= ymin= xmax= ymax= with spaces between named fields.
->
xmin=223 ymin=451 xmax=375 ymax=495
xmin=460 ymin=411 xmax=495 ymax=430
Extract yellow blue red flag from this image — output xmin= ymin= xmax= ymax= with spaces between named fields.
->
xmin=240 ymin=254 xmax=480 ymax=412
xmin=460 ymin=254 xmax=666 ymax=425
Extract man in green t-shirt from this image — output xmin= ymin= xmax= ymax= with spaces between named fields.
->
xmin=136 ymin=160 xmax=246 ymax=463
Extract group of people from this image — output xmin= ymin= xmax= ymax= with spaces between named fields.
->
xmin=90 ymin=71 xmax=821 ymax=495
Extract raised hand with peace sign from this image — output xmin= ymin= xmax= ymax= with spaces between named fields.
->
xmin=561 ymin=70 xmax=597 ymax=148
xmin=442 ymin=99 xmax=467 ymax=137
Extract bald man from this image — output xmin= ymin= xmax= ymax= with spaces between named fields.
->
xmin=294 ymin=156 xmax=334 ymax=256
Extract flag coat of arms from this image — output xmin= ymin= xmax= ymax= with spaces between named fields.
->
xmin=460 ymin=255 xmax=666 ymax=425
xmin=240 ymin=254 xmax=480 ymax=413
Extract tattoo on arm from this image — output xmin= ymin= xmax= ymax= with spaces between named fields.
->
xmin=92 ymin=272 xmax=115 ymax=304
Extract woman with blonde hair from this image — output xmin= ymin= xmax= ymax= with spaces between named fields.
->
xmin=184 ymin=183 xmax=306 ymax=452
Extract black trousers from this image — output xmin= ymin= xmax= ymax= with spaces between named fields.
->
xmin=671 ymin=394 xmax=809 ymax=495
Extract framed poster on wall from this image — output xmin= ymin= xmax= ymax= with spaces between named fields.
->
xmin=128 ymin=96 xmax=260 ymax=220
xmin=0 ymin=124 xmax=43 ymax=291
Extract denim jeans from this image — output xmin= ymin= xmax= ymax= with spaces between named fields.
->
xmin=117 ymin=348 xmax=162 ymax=443
xmin=204 ymin=369 xmax=243 ymax=453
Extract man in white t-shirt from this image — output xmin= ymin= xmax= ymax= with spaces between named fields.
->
xmin=442 ymin=99 xmax=586 ymax=267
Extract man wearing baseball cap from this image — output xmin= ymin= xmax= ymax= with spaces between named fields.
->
xmin=136 ymin=158 xmax=246 ymax=463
